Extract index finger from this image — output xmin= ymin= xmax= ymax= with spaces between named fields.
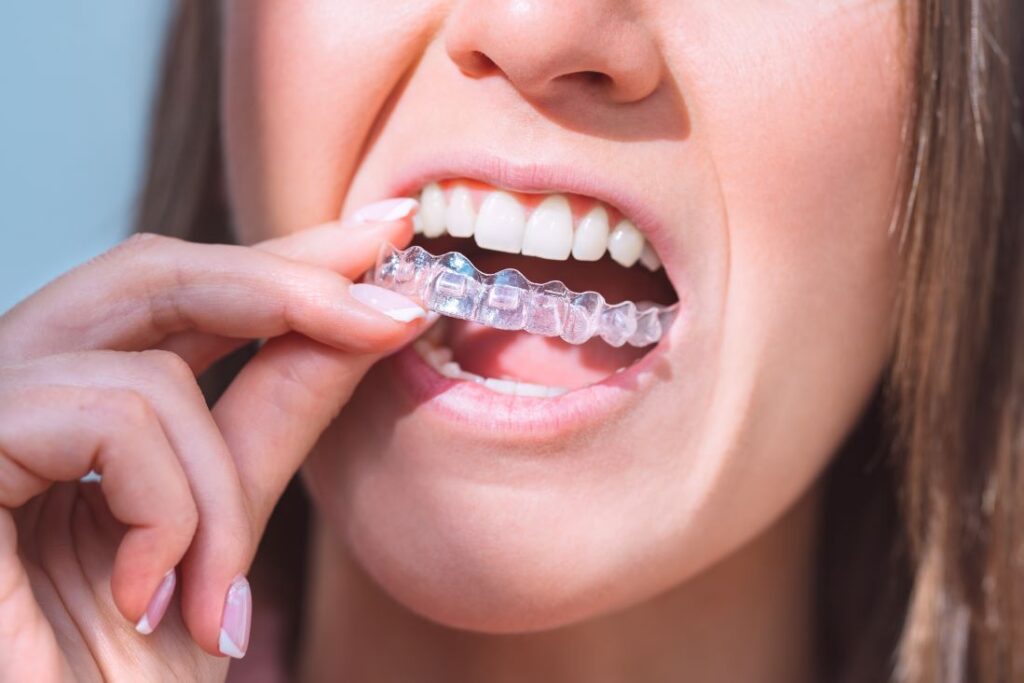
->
xmin=0 ymin=202 xmax=419 ymax=364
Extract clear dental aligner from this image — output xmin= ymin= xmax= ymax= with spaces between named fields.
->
xmin=371 ymin=244 xmax=679 ymax=348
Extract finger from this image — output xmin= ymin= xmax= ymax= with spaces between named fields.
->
xmin=255 ymin=199 xmax=417 ymax=275
xmin=0 ymin=383 xmax=197 ymax=630
xmin=0 ymin=213 xmax=416 ymax=365
xmin=158 ymin=209 xmax=417 ymax=373
xmin=8 ymin=351 xmax=253 ymax=657
xmin=0 ymin=508 xmax=76 ymax=682
xmin=213 ymin=317 xmax=433 ymax=544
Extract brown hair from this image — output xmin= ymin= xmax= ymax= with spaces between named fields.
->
xmin=135 ymin=2 xmax=1024 ymax=680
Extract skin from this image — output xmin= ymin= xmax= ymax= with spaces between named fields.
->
xmin=0 ymin=1 xmax=913 ymax=682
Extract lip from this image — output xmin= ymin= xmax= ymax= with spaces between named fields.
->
xmin=385 ymin=151 xmax=680 ymax=271
xmin=378 ymin=151 xmax=685 ymax=441
xmin=384 ymin=330 xmax=676 ymax=443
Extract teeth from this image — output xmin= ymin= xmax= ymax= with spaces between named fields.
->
xmin=639 ymin=242 xmax=662 ymax=271
xmin=445 ymin=184 xmax=476 ymax=238
xmin=607 ymin=220 xmax=645 ymax=268
xmin=414 ymin=335 xmax=568 ymax=397
xmin=484 ymin=378 xmax=518 ymax=394
xmin=514 ymin=382 xmax=567 ymax=398
xmin=521 ymin=195 xmax=573 ymax=261
xmin=420 ymin=183 xmax=447 ymax=238
xmin=474 ymin=191 xmax=527 ymax=254
xmin=416 ymin=184 xmax=663 ymax=270
xmin=571 ymin=206 xmax=610 ymax=261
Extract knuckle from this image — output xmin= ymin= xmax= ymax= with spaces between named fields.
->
xmin=177 ymin=497 xmax=200 ymax=539
xmin=92 ymin=233 xmax=180 ymax=273
xmin=90 ymin=387 xmax=155 ymax=430
xmin=115 ymin=232 xmax=171 ymax=256
xmin=137 ymin=349 xmax=195 ymax=386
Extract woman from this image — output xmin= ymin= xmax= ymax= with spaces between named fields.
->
xmin=0 ymin=1 xmax=1021 ymax=681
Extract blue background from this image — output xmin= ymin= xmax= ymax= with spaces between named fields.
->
xmin=0 ymin=3 xmax=172 ymax=313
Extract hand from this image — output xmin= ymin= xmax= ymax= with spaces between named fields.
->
xmin=0 ymin=200 xmax=426 ymax=681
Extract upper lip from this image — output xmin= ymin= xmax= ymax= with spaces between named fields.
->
xmin=386 ymin=151 xmax=677 ymax=267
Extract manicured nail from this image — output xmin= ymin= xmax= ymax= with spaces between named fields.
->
xmin=218 ymin=575 xmax=252 ymax=659
xmin=346 ymin=197 xmax=418 ymax=226
xmin=135 ymin=569 xmax=176 ymax=635
xmin=349 ymin=283 xmax=426 ymax=323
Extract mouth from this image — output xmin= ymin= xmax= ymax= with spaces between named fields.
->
xmin=382 ymin=178 xmax=679 ymax=399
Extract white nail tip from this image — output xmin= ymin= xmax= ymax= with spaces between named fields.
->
xmin=475 ymin=191 xmax=526 ymax=253
xmin=522 ymin=195 xmax=573 ymax=260
xmin=135 ymin=614 xmax=153 ymax=635
xmin=219 ymin=629 xmax=246 ymax=659
xmin=349 ymin=197 xmax=418 ymax=224
xmin=384 ymin=306 xmax=427 ymax=323
xmin=379 ymin=197 xmax=418 ymax=221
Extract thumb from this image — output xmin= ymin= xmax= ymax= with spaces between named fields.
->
xmin=211 ymin=318 xmax=429 ymax=541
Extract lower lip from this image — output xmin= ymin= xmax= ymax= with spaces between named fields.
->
xmin=384 ymin=334 xmax=671 ymax=442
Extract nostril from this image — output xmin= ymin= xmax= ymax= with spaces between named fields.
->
xmin=556 ymin=70 xmax=613 ymax=90
xmin=459 ymin=50 xmax=500 ymax=78
xmin=580 ymin=71 xmax=611 ymax=86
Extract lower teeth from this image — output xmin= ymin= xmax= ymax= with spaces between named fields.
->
xmin=412 ymin=335 xmax=568 ymax=397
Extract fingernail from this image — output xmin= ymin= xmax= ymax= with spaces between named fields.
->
xmin=346 ymin=197 xmax=418 ymax=226
xmin=218 ymin=575 xmax=252 ymax=659
xmin=349 ymin=283 xmax=426 ymax=323
xmin=135 ymin=569 xmax=176 ymax=635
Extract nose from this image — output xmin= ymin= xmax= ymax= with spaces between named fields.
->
xmin=445 ymin=0 xmax=663 ymax=105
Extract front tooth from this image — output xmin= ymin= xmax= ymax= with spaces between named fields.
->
xmin=445 ymin=184 xmax=476 ymax=237
xmin=608 ymin=219 xmax=644 ymax=267
xmin=639 ymin=242 xmax=662 ymax=271
xmin=474 ymin=191 xmax=526 ymax=254
xmin=420 ymin=182 xmax=447 ymax=238
xmin=571 ymin=206 xmax=610 ymax=261
xmin=521 ymin=195 xmax=573 ymax=260
xmin=484 ymin=378 xmax=519 ymax=395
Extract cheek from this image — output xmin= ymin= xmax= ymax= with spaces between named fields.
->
xmin=659 ymin=3 xmax=912 ymax=554
xmin=221 ymin=0 xmax=440 ymax=242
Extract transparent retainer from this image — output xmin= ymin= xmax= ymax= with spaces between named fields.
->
xmin=371 ymin=244 xmax=679 ymax=348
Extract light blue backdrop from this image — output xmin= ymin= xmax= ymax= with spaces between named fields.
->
xmin=0 ymin=3 xmax=172 ymax=313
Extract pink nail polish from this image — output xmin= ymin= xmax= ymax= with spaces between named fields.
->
xmin=135 ymin=569 xmax=176 ymax=635
xmin=349 ymin=283 xmax=427 ymax=323
xmin=346 ymin=197 xmax=418 ymax=225
xmin=218 ymin=575 xmax=252 ymax=659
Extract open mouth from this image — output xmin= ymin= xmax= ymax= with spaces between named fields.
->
xmin=386 ymin=179 xmax=678 ymax=397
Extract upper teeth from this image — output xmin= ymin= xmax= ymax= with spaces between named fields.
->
xmin=413 ymin=182 xmax=663 ymax=272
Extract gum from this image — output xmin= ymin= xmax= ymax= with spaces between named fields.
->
xmin=371 ymin=244 xmax=678 ymax=347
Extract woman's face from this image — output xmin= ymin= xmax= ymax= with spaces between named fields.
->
xmin=223 ymin=1 xmax=911 ymax=631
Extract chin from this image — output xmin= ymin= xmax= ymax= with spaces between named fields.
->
xmin=307 ymin=387 xmax=692 ymax=634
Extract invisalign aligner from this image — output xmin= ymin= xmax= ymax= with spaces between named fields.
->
xmin=371 ymin=244 xmax=679 ymax=347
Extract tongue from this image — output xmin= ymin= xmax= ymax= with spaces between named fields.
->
xmin=446 ymin=321 xmax=647 ymax=389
